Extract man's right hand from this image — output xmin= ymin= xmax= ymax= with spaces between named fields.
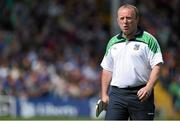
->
xmin=96 ymin=99 xmax=108 ymax=117
xmin=101 ymin=94 xmax=109 ymax=105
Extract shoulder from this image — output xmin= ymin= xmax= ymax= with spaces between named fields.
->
xmin=143 ymin=31 xmax=158 ymax=42
xmin=109 ymin=34 xmax=120 ymax=42
xmin=138 ymin=31 xmax=158 ymax=43
xmin=108 ymin=34 xmax=126 ymax=46
xmin=105 ymin=34 xmax=124 ymax=55
xmin=137 ymin=31 xmax=161 ymax=53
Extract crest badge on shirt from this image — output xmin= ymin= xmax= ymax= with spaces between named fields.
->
xmin=134 ymin=44 xmax=140 ymax=51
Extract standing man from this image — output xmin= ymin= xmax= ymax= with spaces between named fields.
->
xmin=100 ymin=4 xmax=163 ymax=120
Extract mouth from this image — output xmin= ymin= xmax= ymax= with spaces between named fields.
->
xmin=123 ymin=25 xmax=128 ymax=30
xmin=123 ymin=27 xmax=129 ymax=31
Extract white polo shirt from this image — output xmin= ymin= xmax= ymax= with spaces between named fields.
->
xmin=101 ymin=29 xmax=163 ymax=88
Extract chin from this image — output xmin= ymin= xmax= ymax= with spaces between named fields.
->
xmin=123 ymin=31 xmax=129 ymax=35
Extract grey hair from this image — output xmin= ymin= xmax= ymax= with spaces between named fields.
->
xmin=119 ymin=4 xmax=139 ymax=19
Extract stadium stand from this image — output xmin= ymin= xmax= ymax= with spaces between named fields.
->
xmin=0 ymin=0 xmax=179 ymax=119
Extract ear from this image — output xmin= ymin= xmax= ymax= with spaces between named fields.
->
xmin=135 ymin=17 xmax=139 ymax=24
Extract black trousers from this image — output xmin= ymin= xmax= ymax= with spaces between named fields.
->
xmin=105 ymin=85 xmax=155 ymax=120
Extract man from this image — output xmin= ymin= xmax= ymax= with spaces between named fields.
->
xmin=100 ymin=4 xmax=163 ymax=120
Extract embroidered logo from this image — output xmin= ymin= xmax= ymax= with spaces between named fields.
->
xmin=133 ymin=44 xmax=140 ymax=50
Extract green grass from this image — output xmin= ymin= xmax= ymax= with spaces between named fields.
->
xmin=0 ymin=116 xmax=102 ymax=120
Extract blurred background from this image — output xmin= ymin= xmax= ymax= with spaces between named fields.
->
xmin=0 ymin=0 xmax=179 ymax=120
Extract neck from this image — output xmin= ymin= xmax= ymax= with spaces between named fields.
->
xmin=123 ymin=28 xmax=137 ymax=39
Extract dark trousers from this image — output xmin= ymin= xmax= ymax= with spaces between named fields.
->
xmin=105 ymin=86 xmax=155 ymax=120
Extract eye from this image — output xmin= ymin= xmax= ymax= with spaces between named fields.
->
xmin=126 ymin=17 xmax=133 ymax=21
xmin=119 ymin=16 xmax=134 ymax=21
xmin=119 ymin=17 xmax=124 ymax=21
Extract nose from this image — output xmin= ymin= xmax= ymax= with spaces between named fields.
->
xmin=123 ymin=18 xmax=128 ymax=24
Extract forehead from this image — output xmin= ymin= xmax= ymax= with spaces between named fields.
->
xmin=118 ymin=7 xmax=135 ymax=17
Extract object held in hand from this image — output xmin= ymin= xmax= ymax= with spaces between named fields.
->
xmin=96 ymin=99 xmax=107 ymax=117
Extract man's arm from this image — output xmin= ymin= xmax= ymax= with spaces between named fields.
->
xmin=146 ymin=63 xmax=161 ymax=91
xmin=101 ymin=69 xmax=112 ymax=104
xmin=137 ymin=63 xmax=162 ymax=102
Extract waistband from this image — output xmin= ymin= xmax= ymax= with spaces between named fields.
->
xmin=112 ymin=84 xmax=146 ymax=90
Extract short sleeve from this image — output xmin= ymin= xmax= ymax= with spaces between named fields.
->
xmin=100 ymin=50 xmax=113 ymax=72
xmin=148 ymin=41 xmax=164 ymax=68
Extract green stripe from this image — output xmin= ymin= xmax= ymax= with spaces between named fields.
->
xmin=136 ymin=31 xmax=160 ymax=53
xmin=105 ymin=35 xmax=125 ymax=55
xmin=105 ymin=31 xmax=160 ymax=56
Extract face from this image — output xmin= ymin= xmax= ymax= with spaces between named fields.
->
xmin=117 ymin=7 xmax=138 ymax=36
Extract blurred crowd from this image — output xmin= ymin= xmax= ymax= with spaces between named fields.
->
xmin=0 ymin=0 xmax=179 ymax=111
xmin=0 ymin=0 xmax=109 ymax=99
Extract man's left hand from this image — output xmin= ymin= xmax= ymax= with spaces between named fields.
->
xmin=137 ymin=86 xmax=152 ymax=102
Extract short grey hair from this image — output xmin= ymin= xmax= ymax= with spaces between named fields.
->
xmin=119 ymin=4 xmax=139 ymax=19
